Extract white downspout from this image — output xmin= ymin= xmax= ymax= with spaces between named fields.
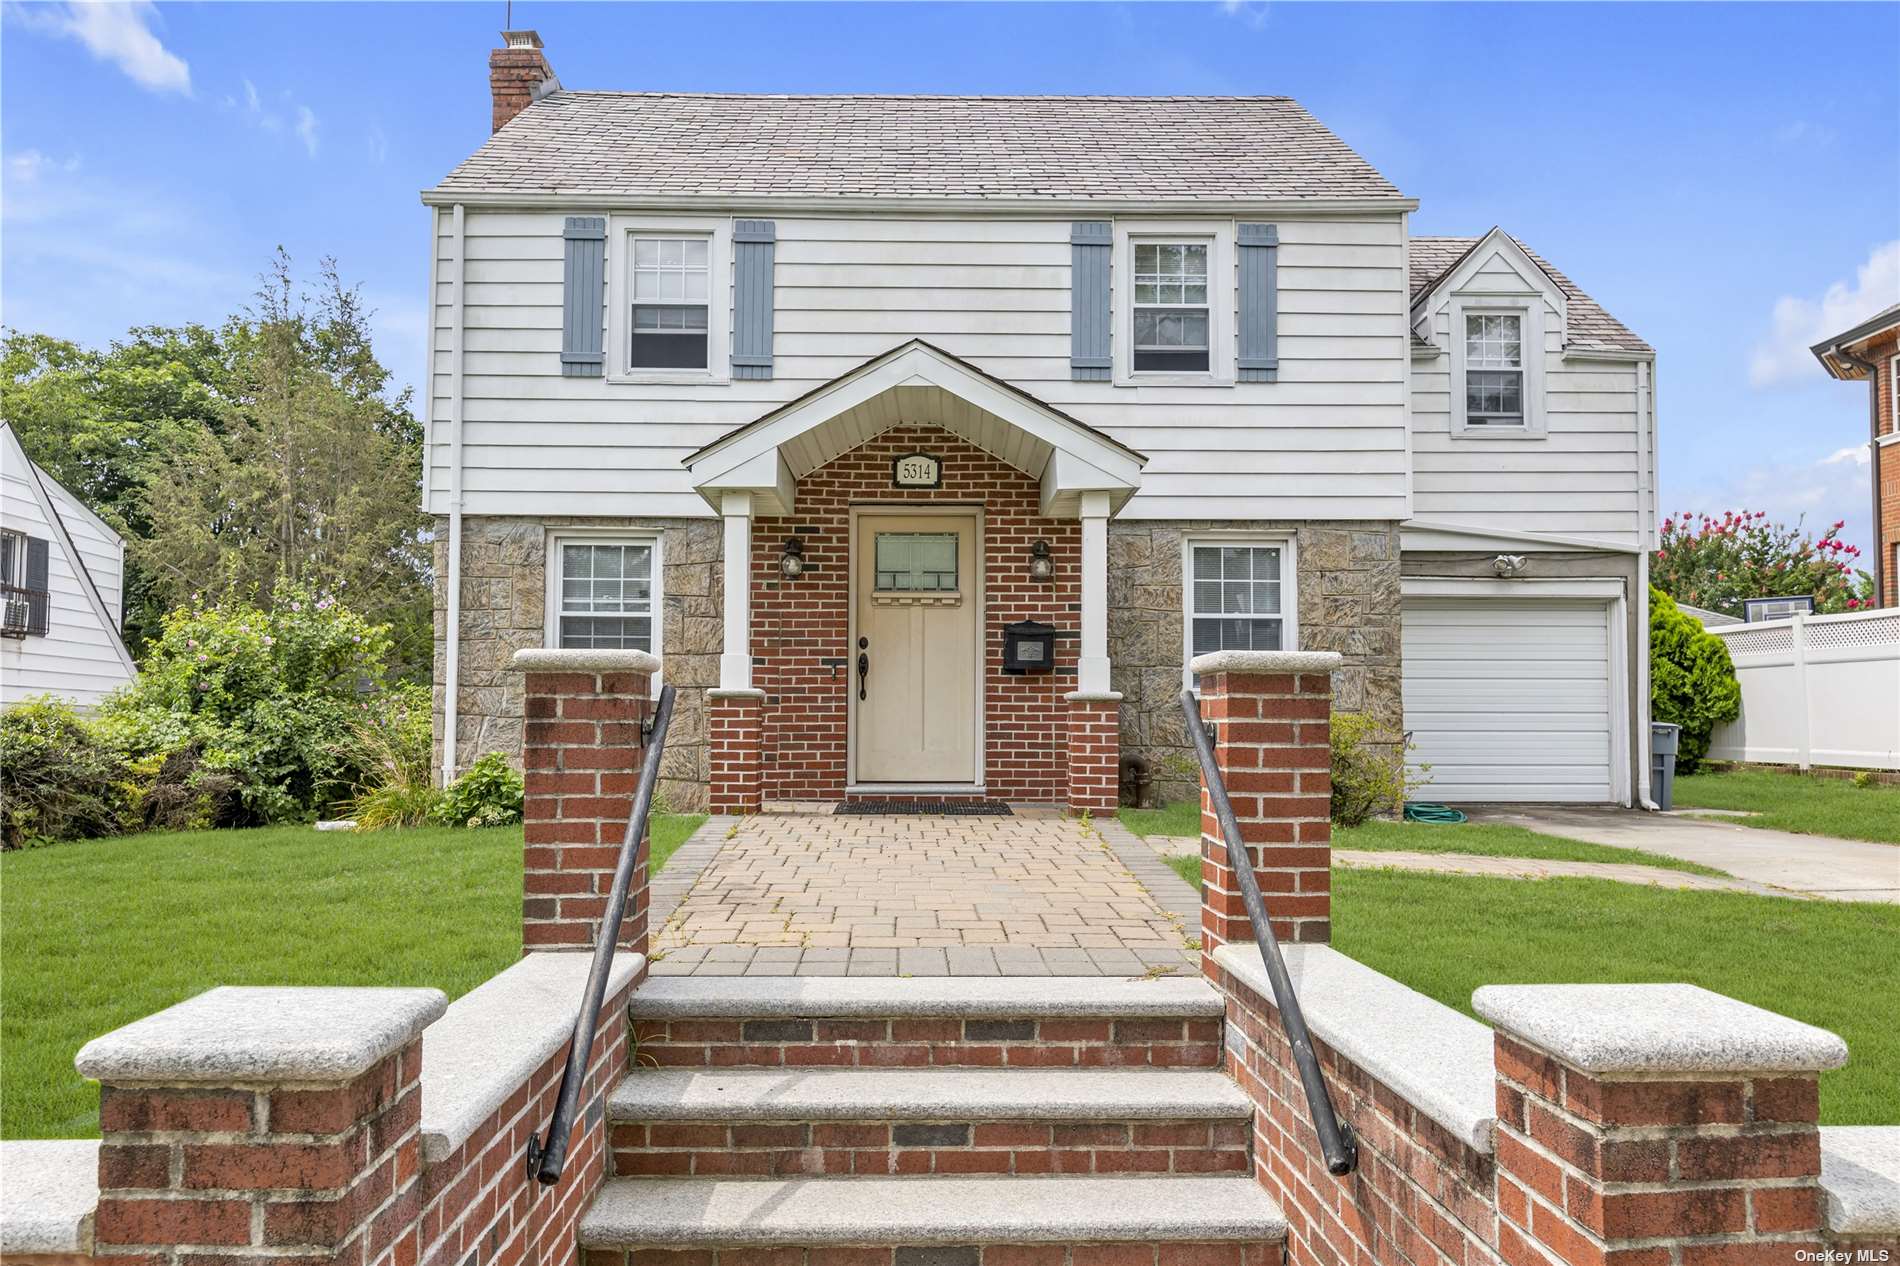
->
xmin=1636 ymin=356 xmax=1659 ymax=810
xmin=440 ymin=202 xmax=468 ymax=787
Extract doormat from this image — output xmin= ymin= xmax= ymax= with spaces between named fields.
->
xmin=834 ymin=800 xmax=1014 ymax=816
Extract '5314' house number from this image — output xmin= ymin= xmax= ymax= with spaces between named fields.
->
xmin=891 ymin=452 xmax=942 ymax=489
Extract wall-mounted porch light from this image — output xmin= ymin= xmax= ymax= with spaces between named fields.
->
xmin=780 ymin=537 xmax=806 ymax=580
xmin=1027 ymin=538 xmax=1054 ymax=583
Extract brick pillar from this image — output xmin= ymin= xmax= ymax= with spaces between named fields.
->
xmin=513 ymin=649 xmax=656 ymax=955
xmin=1192 ymin=650 xmax=1339 ymax=965
xmin=75 ymin=985 xmax=445 ymax=1264
xmin=708 ymin=688 xmax=765 ymax=814
xmin=1064 ymin=691 xmax=1122 ymax=816
xmin=1475 ymin=983 xmax=1847 ymax=1266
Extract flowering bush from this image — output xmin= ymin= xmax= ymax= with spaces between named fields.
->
xmin=1649 ymin=587 xmax=1741 ymax=772
xmin=1651 ymin=510 xmax=1872 ymax=618
xmin=101 ymin=584 xmax=392 ymax=823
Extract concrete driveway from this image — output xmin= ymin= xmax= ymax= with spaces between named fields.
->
xmin=1472 ymin=807 xmax=1900 ymax=904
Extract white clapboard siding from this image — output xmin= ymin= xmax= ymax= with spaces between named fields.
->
xmin=1410 ymin=245 xmax=1649 ymax=547
xmin=1402 ymin=598 xmax=1614 ymax=802
xmin=0 ymin=429 xmax=135 ymax=711
xmin=43 ymin=479 xmax=125 ymax=624
xmin=427 ymin=211 xmax=1411 ymax=522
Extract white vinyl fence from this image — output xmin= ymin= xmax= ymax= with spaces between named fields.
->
xmin=1704 ymin=609 xmax=1900 ymax=771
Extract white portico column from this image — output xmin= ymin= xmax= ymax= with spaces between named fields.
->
xmin=719 ymin=492 xmax=754 ymax=690
xmin=1077 ymin=490 xmax=1112 ymax=695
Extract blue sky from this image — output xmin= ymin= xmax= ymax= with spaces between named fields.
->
xmin=4 ymin=1 xmax=1896 ymax=555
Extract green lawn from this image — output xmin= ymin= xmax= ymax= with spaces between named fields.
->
xmin=0 ymin=813 xmax=705 ymax=1139
xmin=1673 ymin=769 xmax=1900 ymax=845
xmin=1124 ymin=802 xmax=1724 ymax=875
xmin=1333 ymin=869 xmax=1899 ymax=1125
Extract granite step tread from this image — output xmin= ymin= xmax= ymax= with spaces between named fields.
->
xmin=609 ymin=1068 xmax=1252 ymax=1122
xmin=629 ymin=976 xmax=1223 ymax=1019
xmin=580 ymin=1176 xmax=1288 ymax=1247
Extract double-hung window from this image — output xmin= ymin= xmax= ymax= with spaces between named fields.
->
xmin=553 ymin=539 xmax=657 ymax=651
xmin=1185 ymin=541 xmax=1292 ymax=684
xmin=629 ymin=236 xmax=710 ymax=370
xmin=1464 ymin=313 xmax=1525 ymax=427
xmin=1133 ymin=241 xmax=1211 ymax=373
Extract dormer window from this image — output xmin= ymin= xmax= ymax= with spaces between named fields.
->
xmin=1464 ymin=313 xmax=1524 ymax=427
xmin=629 ymin=236 xmax=710 ymax=370
xmin=1133 ymin=241 xmax=1211 ymax=373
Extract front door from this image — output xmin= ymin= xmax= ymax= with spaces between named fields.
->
xmin=853 ymin=511 xmax=980 ymax=784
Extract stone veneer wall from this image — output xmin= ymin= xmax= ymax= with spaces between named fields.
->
xmin=437 ymin=514 xmax=1400 ymax=812
xmin=432 ymin=516 xmax=722 ymax=811
xmin=1108 ymin=520 xmax=1401 ymax=804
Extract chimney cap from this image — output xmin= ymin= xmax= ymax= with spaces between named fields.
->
xmin=501 ymin=29 xmax=543 ymax=49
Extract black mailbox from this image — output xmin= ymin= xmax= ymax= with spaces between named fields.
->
xmin=1002 ymin=620 xmax=1056 ymax=674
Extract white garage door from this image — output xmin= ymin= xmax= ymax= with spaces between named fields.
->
xmin=1402 ymin=598 xmax=1615 ymax=803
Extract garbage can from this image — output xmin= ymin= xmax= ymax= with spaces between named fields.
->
xmin=1650 ymin=722 xmax=1681 ymax=811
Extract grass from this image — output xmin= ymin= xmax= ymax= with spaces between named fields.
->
xmin=1124 ymin=801 xmax=1726 ymax=876
xmin=1333 ymin=868 xmax=1900 ymax=1125
xmin=1673 ymin=769 xmax=1900 ymax=845
xmin=0 ymin=812 xmax=705 ymax=1140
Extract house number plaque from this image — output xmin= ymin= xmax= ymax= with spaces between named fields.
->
xmin=891 ymin=452 xmax=943 ymax=489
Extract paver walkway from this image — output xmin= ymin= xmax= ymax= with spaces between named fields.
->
xmin=651 ymin=814 xmax=1196 ymax=977
xmin=1477 ymin=808 xmax=1900 ymax=903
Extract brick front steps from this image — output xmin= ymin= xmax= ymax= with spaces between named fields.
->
xmin=630 ymin=978 xmax=1224 ymax=1070
xmin=579 ymin=1176 xmax=1288 ymax=1264
xmin=588 ymin=977 xmax=1285 ymax=1263
xmin=608 ymin=1068 xmax=1253 ymax=1178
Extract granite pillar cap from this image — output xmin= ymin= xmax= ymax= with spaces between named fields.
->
xmin=76 ymin=986 xmax=447 ymax=1085
xmin=1188 ymin=650 xmax=1343 ymax=677
xmin=511 ymin=648 xmax=660 ymax=675
xmin=1473 ymin=983 xmax=1847 ymax=1075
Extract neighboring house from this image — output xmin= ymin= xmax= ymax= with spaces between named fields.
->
xmin=0 ymin=422 xmax=136 ymax=710
xmin=1678 ymin=602 xmax=1742 ymax=629
xmin=423 ymin=31 xmax=1659 ymax=810
xmin=1813 ymin=302 xmax=1900 ymax=609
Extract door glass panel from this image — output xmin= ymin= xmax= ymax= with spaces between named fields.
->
xmin=874 ymin=532 xmax=958 ymax=591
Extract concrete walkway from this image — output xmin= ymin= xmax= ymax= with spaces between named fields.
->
xmin=1475 ymin=807 xmax=1900 ymax=904
xmin=1331 ymin=849 xmax=1783 ymax=895
xmin=651 ymin=813 xmax=1196 ymax=977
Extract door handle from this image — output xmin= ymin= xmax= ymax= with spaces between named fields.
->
xmin=856 ymin=652 xmax=869 ymax=701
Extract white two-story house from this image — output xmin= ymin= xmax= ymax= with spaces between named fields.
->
xmin=424 ymin=31 xmax=1658 ymax=813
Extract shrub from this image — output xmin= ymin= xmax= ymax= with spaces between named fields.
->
xmin=431 ymin=752 xmax=523 ymax=829
xmin=0 ymin=696 xmax=136 ymax=848
xmin=347 ymin=683 xmax=441 ymax=829
xmin=102 ymin=584 xmax=391 ymax=823
xmin=1649 ymin=586 xmax=1741 ymax=772
xmin=1330 ymin=711 xmax=1413 ymax=827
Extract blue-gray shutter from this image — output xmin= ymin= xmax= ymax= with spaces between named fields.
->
xmin=1237 ymin=223 xmax=1279 ymax=383
xmin=23 ymin=535 xmax=49 ymax=636
xmin=732 ymin=220 xmax=776 ymax=380
xmin=561 ymin=216 xmax=606 ymax=378
xmin=1070 ymin=221 xmax=1112 ymax=381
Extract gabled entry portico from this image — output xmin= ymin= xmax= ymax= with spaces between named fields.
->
xmin=684 ymin=340 xmax=1145 ymax=810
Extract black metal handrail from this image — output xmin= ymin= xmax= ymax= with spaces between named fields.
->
xmin=527 ymin=682 xmax=677 ymax=1186
xmin=1181 ymin=689 xmax=1357 ymax=1176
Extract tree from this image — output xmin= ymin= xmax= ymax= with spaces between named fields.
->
xmin=1651 ymin=510 xmax=1873 ymax=618
xmin=137 ymin=251 xmax=432 ymax=674
xmin=1 ymin=251 xmax=432 ymax=673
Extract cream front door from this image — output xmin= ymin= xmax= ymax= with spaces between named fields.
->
xmin=853 ymin=512 xmax=979 ymax=784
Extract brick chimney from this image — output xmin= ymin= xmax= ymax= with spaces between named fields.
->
xmin=489 ymin=30 xmax=557 ymax=133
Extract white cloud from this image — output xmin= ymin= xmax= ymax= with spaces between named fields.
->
xmin=11 ymin=1 xmax=191 ymax=96
xmin=295 ymin=106 xmax=319 ymax=158
xmin=1669 ymin=444 xmax=1874 ymax=562
xmin=366 ymin=123 xmax=389 ymax=166
xmin=5 ymin=149 xmax=83 ymax=185
xmin=1749 ymin=240 xmax=1900 ymax=387
xmin=1217 ymin=0 xmax=1270 ymax=30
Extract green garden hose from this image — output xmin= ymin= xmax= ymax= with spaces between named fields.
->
xmin=1403 ymin=802 xmax=1467 ymax=824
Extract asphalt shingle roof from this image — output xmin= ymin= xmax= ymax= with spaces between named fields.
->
xmin=429 ymin=92 xmax=1404 ymax=202
xmin=1410 ymin=234 xmax=1650 ymax=355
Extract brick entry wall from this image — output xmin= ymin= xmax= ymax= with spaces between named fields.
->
xmin=750 ymin=424 xmax=1083 ymax=802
